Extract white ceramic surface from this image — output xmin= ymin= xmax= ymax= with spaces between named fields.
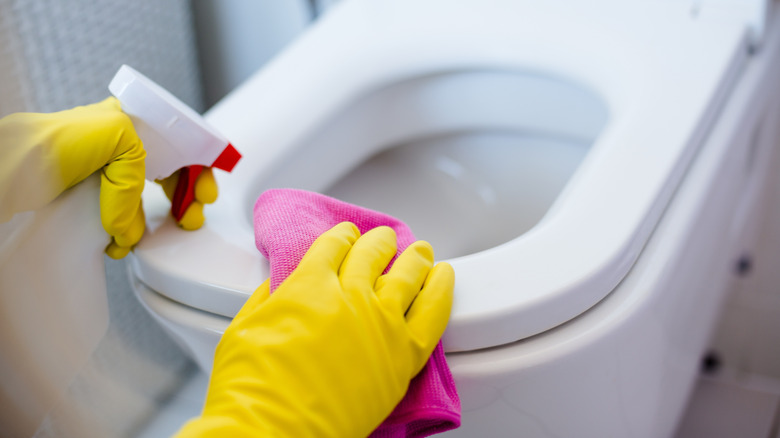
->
xmin=0 ymin=175 xmax=110 ymax=434
xmin=131 ymin=0 xmax=749 ymax=352
xmin=134 ymin=10 xmax=780 ymax=435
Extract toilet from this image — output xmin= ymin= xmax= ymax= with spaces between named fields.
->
xmin=130 ymin=0 xmax=780 ymax=436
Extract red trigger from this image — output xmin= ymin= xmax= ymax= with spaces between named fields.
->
xmin=171 ymin=165 xmax=204 ymax=222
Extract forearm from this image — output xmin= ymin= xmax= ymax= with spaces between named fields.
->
xmin=0 ymin=112 xmax=66 ymax=221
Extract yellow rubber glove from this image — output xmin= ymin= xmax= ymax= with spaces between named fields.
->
xmin=0 ymin=98 xmax=219 ymax=257
xmin=176 ymin=222 xmax=455 ymax=438
xmin=157 ymin=166 xmax=218 ymax=230
xmin=0 ymin=97 xmax=145 ymax=259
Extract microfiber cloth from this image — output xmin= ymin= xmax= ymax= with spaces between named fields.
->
xmin=253 ymin=188 xmax=461 ymax=437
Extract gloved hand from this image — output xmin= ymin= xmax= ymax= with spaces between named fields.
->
xmin=176 ymin=222 xmax=455 ymax=437
xmin=157 ymin=166 xmax=218 ymax=230
xmin=0 ymin=97 xmax=145 ymax=259
xmin=0 ymin=97 xmax=219 ymax=258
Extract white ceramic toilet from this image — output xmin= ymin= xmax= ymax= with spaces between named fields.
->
xmin=130 ymin=0 xmax=780 ymax=436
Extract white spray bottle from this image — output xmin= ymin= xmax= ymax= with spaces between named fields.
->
xmin=108 ymin=65 xmax=241 ymax=220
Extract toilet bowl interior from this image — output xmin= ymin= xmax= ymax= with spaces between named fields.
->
xmin=328 ymin=132 xmax=587 ymax=259
xmin=134 ymin=0 xmax=750 ymax=351
xmin=246 ymin=70 xmax=608 ymax=258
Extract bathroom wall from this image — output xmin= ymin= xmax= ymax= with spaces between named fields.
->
xmin=190 ymin=0 xmax=310 ymax=109
xmin=0 ymin=0 xmax=203 ymax=116
xmin=710 ymin=94 xmax=780 ymax=380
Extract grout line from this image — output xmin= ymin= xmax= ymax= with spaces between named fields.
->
xmin=703 ymin=367 xmax=780 ymax=397
xmin=701 ymin=367 xmax=780 ymax=438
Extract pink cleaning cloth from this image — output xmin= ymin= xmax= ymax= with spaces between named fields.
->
xmin=253 ymin=188 xmax=461 ymax=437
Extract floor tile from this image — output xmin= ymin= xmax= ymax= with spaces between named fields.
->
xmin=674 ymin=375 xmax=779 ymax=438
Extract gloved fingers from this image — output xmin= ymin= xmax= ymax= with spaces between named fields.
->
xmin=97 ymin=129 xmax=146 ymax=238
xmin=156 ymin=167 xmax=216 ymax=230
xmin=194 ymin=167 xmax=218 ymax=204
xmin=339 ymin=226 xmax=397 ymax=292
xmin=99 ymin=174 xmax=145 ymax=238
xmin=178 ymin=202 xmax=205 ymax=231
xmin=157 ymin=169 xmax=180 ymax=201
xmin=96 ymin=98 xmax=146 ymax=236
xmin=104 ymin=204 xmax=145 ymax=259
xmin=405 ymin=262 xmax=455 ymax=363
xmin=296 ymin=222 xmax=360 ymax=275
xmin=105 ymin=240 xmax=131 ymax=260
xmin=112 ymin=203 xmax=146 ymax=247
xmin=230 ymin=279 xmax=272 ymax=327
xmin=100 ymin=169 xmax=145 ymax=241
xmin=174 ymin=167 xmax=216 ymax=230
xmin=375 ymin=240 xmax=434 ymax=313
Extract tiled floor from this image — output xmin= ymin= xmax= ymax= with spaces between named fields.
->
xmin=136 ymin=372 xmax=208 ymax=438
xmin=675 ymin=371 xmax=780 ymax=438
xmin=139 ymin=370 xmax=780 ymax=437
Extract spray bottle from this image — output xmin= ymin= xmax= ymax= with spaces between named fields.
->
xmin=108 ymin=64 xmax=241 ymax=221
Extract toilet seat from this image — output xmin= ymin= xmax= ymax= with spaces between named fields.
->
xmin=131 ymin=0 xmax=755 ymax=352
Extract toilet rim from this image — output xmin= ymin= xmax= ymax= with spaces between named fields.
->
xmin=131 ymin=0 xmax=751 ymax=352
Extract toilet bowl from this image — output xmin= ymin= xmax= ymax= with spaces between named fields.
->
xmin=130 ymin=0 xmax=780 ymax=436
